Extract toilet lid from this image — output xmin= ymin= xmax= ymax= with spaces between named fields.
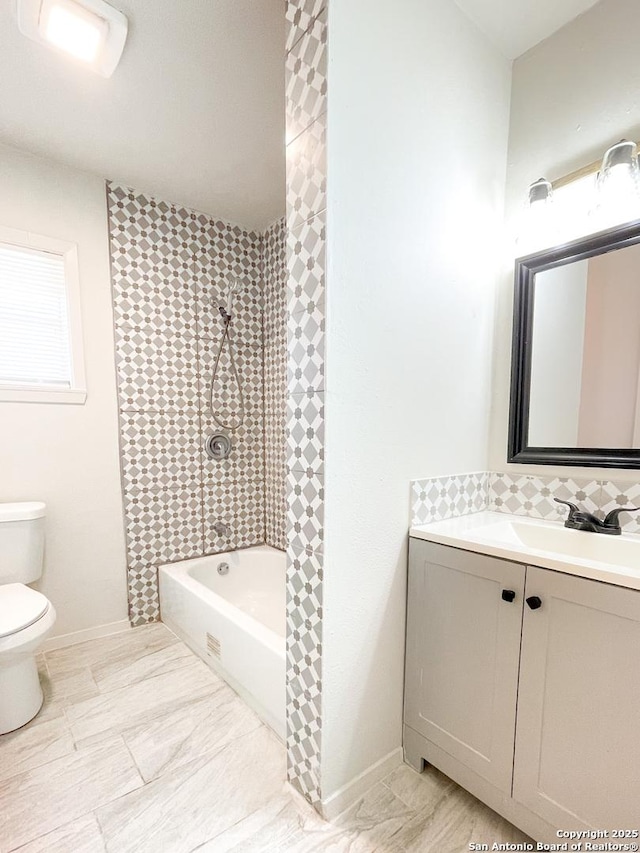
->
xmin=0 ymin=584 xmax=49 ymax=638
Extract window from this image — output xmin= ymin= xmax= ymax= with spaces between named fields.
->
xmin=0 ymin=226 xmax=86 ymax=404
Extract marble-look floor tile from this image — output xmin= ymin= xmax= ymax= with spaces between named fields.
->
xmin=0 ymin=716 xmax=75 ymax=783
xmin=387 ymin=782 xmax=531 ymax=853
xmin=67 ymin=658 xmax=222 ymax=742
xmin=0 ymin=734 xmax=143 ymax=851
xmin=44 ymin=624 xmax=181 ymax=689
xmin=43 ymin=664 xmax=100 ymax=705
xmin=194 ymin=791 xmax=358 ymax=853
xmin=122 ymin=683 xmax=263 ymax=782
xmin=1 ymin=625 xmax=530 ymax=853
xmin=9 ymin=813 xmax=105 ymax=853
xmin=335 ymin=782 xmax=416 ymax=851
xmin=97 ymin=725 xmax=285 ymax=853
xmin=91 ymin=639 xmax=193 ymax=694
xmin=381 ymin=764 xmax=456 ymax=813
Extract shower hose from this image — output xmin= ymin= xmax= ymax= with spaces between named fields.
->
xmin=208 ymin=306 xmax=245 ymax=431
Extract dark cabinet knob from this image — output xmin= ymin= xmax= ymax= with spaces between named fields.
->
xmin=526 ymin=596 xmax=542 ymax=610
xmin=501 ymin=589 xmax=516 ymax=603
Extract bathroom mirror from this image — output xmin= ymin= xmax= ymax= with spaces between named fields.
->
xmin=508 ymin=218 xmax=640 ymax=468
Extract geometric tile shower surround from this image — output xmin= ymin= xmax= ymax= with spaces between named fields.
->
xmin=411 ymin=471 xmax=640 ymax=535
xmin=284 ymin=0 xmax=327 ymax=808
xmin=107 ymin=182 xmax=287 ymax=626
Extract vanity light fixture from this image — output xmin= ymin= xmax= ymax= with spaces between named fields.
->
xmin=520 ymin=177 xmax=555 ymax=251
xmin=16 ymin=0 xmax=128 ymax=77
xmin=521 ymin=138 xmax=640 ymax=248
xmin=528 ymin=177 xmax=553 ymax=207
xmin=595 ymin=139 xmax=640 ymax=226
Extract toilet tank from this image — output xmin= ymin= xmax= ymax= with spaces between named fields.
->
xmin=0 ymin=502 xmax=46 ymax=585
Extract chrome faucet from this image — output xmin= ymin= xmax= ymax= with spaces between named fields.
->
xmin=554 ymin=498 xmax=640 ymax=535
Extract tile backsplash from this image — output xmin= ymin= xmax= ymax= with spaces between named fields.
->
xmin=411 ymin=471 xmax=640 ymax=535
xmin=410 ymin=472 xmax=489 ymax=526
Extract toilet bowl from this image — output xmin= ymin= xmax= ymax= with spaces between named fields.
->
xmin=0 ymin=502 xmax=56 ymax=734
xmin=0 ymin=586 xmax=56 ymax=734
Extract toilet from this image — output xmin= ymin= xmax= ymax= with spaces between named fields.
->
xmin=0 ymin=502 xmax=56 ymax=735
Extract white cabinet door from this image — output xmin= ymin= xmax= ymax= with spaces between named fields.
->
xmin=405 ymin=539 xmax=525 ymax=793
xmin=514 ymin=566 xmax=640 ymax=830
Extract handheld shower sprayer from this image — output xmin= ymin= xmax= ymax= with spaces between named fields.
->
xmin=208 ymin=278 xmax=245 ymax=431
xmin=216 ymin=280 xmax=237 ymax=325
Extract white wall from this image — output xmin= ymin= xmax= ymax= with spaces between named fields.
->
xmin=0 ymin=142 xmax=129 ymax=636
xmin=322 ymin=0 xmax=511 ymax=801
xmin=491 ymin=0 xmax=640 ymax=479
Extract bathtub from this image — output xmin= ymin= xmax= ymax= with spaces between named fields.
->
xmin=158 ymin=545 xmax=285 ymax=740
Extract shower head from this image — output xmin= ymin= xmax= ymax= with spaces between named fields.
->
xmin=214 ymin=279 xmax=239 ymax=322
xmin=225 ymin=279 xmax=238 ymax=314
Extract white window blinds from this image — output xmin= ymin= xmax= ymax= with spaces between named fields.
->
xmin=0 ymin=242 xmax=73 ymax=387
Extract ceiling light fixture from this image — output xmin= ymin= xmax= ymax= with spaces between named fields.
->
xmin=17 ymin=0 xmax=128 ymax=77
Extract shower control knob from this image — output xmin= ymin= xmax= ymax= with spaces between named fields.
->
xmin=205 ymin=431 xmax=232 ymax=460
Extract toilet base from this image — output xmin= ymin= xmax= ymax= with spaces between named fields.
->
xmin=0 ymin=654 xmax=44 ymax=734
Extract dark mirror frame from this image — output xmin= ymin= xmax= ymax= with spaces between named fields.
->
xmin=508 ymin=217 xmax=640 ymax=469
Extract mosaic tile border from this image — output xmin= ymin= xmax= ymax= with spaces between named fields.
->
xmin=263 ymin=218 xmax=288 ymax=552
xmin=284 ymin=0 xmax=327 ymax=809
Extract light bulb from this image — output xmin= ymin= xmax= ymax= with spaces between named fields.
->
xmin=42 ymin=0 xmax=105 ymax=64
xmin=595 ymin=140 xmax=640 ymax=228
xmin=518 ymin=178 xmax=555 ymax=253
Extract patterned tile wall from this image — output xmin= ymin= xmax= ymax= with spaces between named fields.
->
xmin=410 ymin=473 xmax=490 ymax=525
xmin=284 ymin=0 xmax=328 ymax=809
xmin=107 ymin=183 xmax=286 ymax=626
xmin=411 ymin=470 xmax=640 ymax=535
xmin=488 ymin=472 xmax=640 ymax=533
xmin=263 ymin=218 xmax=288 ymax=551
xmin=488 ymin=472 xmax=601 ymax=522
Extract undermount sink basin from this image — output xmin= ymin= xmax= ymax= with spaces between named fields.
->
xmin=410 ymin=511 xmax=640 ymax=591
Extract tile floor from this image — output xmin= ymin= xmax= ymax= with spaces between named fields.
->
xmin=0 ymin=624 xmax=531 ymax=852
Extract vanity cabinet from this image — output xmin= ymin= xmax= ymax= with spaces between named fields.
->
xmin=514 ymin=565 xmax=640 ymax=830
xmin=404 ymin=542 xmax=525 ymax=793
xmin=404 ymin=538 xmax=640 ymax=841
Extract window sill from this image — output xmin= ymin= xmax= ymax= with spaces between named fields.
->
xmin=0 ymin=387 xmax=87 ymax=405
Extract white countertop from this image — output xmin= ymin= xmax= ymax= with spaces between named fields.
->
xmin=410 ymin=511 xmax=640 ymax=592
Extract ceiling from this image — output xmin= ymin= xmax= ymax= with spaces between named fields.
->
xmin=455 ymin=0 xmax=601 ymax=59
xmin=0 ymin=0 xmax=285 ymax=230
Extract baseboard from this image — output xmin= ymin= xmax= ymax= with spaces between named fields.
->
xmin=320 ymin=746 xmax=404 ymax=820
xmin=42 ymin=619 xmax=132 ymax=651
